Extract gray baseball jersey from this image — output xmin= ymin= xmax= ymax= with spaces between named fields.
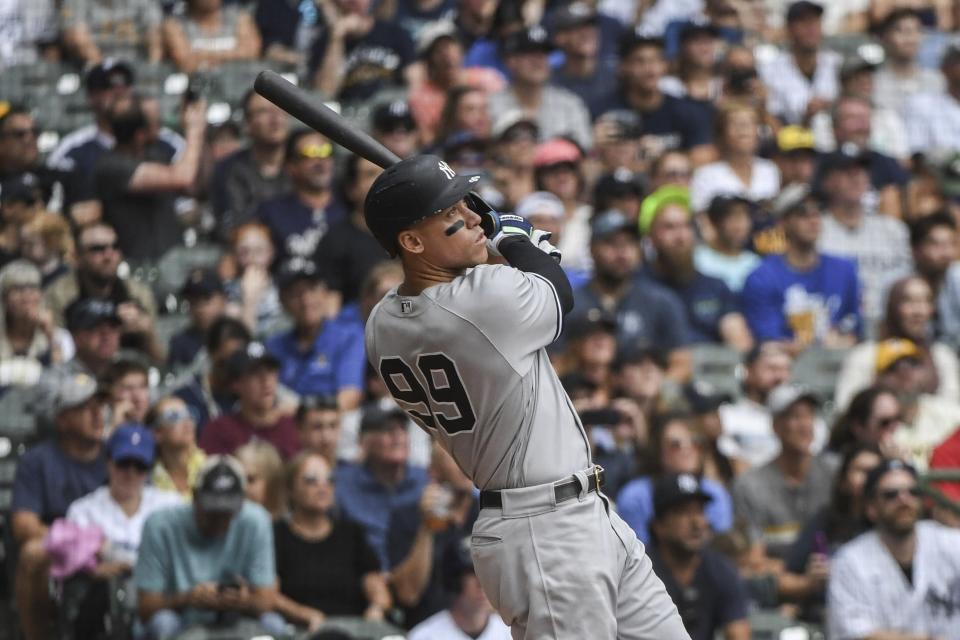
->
xmin=365 ymin=263 xmax=591 ymax=490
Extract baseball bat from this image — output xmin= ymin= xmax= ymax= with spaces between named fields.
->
xmin=253 ymin=70 xmax=401 ymax=169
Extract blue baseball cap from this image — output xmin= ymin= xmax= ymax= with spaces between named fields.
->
xmin=107 ymin=424 xmax=155 ymax=465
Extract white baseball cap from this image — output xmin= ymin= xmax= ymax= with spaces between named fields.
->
xmin=516 ymin=191 xmax=564 ymax=220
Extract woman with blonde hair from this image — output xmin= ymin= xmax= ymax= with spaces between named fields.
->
xmin=19 ymin=211 xmax=74 ymax=287
xmin=235 ymin=440 xmax=286 ymax=518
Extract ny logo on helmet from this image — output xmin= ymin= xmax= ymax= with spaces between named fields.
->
xmin=438 ymin=160 xmax=456 ymax=180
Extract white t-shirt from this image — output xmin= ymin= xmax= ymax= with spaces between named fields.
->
xmin=66 ymin=486 xmax=181 ymax=565
xmin=689 ymin=159 xmax=781 ymax=212
xmin=409 ymin=610 xmax=512 ymax=640
xmin=828 ymin=521 xmax=960 ymax=640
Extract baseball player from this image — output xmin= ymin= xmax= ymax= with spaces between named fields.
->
xmin=364 ymin=155 xmax=688 ymax=639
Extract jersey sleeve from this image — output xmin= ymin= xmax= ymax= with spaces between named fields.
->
xmin=462 ymin=265 xmax=564 ymax=362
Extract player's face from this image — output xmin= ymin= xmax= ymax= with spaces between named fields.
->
xmin=869 ymin=470 xmax=921 ymax=535
xmin=402 ymin=200 xmax=488 ymax=270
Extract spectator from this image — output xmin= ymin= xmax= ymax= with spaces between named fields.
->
xmin=836 ymin=276 xmax=960 ymax=409
xmin=409 ymin=21 xmax=504 ymax=145
xmin=757 ymin=1 xmax=840 ymax=125
xmin=0 ymin=1 xmax=58 ymax=66
xmin=549 ymin=2 xmax=618 ymax=119
xmin=641 ymin=186 xmax=753 ymax=349
xmin=830 ymin=383 xmax=906 ymax=456
xmin=174 ymin=316 xmax=250 ymax=430
xmin=0 ymin=107 xmax=64 ymax=209
xmin=19 ymin=212 xmax=74 ymax=288
xmin=274 ymin=452 xmax=390 ymax=630
xmin=649 ymin=149 xmax=694 ymax=191
xmin=0 ymin=261 xmax=71 ymax=391
xmin=309 ymin=0 xmax=415 ymax=104
xmin=774 ymin=125 xmax=818 ymax=190
xmin=617 ymin=413 xmax=734 ymax=545
xmin=255 ymin=0 xmax=323 ymax=68
xmin=816 ymin=148 xmax=913 ymax=328
xmin=905 ymin=43 xmax=960 ymax=156
xmin=488 ymin=25 xmax=593 ymax=151
xmin=210 ymin=90 xmax=291 ymax=239
xmin=718 ymin=342 xmax=799 ymax=468
xmin=335 ymin=407 xmax=429 ymax=568
xmin=910 ymin=211 xmax=960 ymax=347
xmin=161 ymin=0 xmax=261 ymax=73
xmin=812 ymin=57 xmax=910 ymax=163
xmin=223 ymin=222 xmax=283 ymax=335
xmin=827 ymin=459 xmax=960 ymax=639
xmin=0 ymin=174 xmax=46 ymax=262
xmin=349 ymin=260 xmax=405 ymax=327
xmin=44 ymin=222 xmax=161 ymax=360
xmin=135 ymin=455 xmax=282 ymax=638
xmin=256 ymin=129 xmax=347 ymax=266
xmin=873 ymin=8 xmax=944 ymax=116
xmin=65 ymin=424 xmax=180 ymax=638
xmin=93 ymin=94 xmax=206 ymax=263
xmin=389 ymin=442 xmax=480 ymax=627
xmin=168 ymin=268 xmax=227 ymax=371
xmin=532 ymin=139 xmax=593 ymax=275
xmin=234 ymin=440 xmax=285 ymax=519
xmin=614 ymin=347 xmax=668 ymax=425
xmin=732 ymin=383 xmax=835 ymax=560
xmin=661 ymin=20 xmax=724 ymax=110
xmin=101 ymin=359 xmax=152 ymax=435
xmin=267 ymin=259 xmax=364 ymax=409
xmin=294 ymin=395 xmax=343 ymax=468
xmin=148 ymin=395 xmax=207 ymax=500
xmin=558 ymin=310 xmax=618 ymax=402
xmin=12 ymin=373 xmax=108 ymax=640
xmin=693 ymin=196 xmax=761 ymax=293
xmin=563 ymin=209 xmax=691 ymax=381
xmin=591 ymin=168 xmax=646 ymax=222
xmin=682 ymin=383 xmax=737 ymax=486
xmin=781 ymin=444 xmax=882 ymax=616
xmin=407 ymin=537 xmax=511 ymax=640
xmin=589 ymin=112 xmax=647 ymax=181
xmin=597 ymin=30 xmax=712 ymax=166
xmin=873 ymin=339 xmax=960 ymax=470
xmin=647 ymin=473 xmax=751 ymax=640
xmin=741 ymin=185 xmax=861 ymax=350
xmin=199 ymin=341 xmax=301 ymax=458
xmin=720 ymin=45 xmax=779 ymax=142
xmin=315 ymin=154 xmax=386 ymax=304
xmin=515 ymin=191 xmax=589 ymax=286
xmin=689 ymin=102 xmax=780 ymax=213
xmin=47 ymin=60 xmax=184 ymax=220
xmin=371 ymin=99 xmax=421 ymax=161
xmin=60 ymin=0 xmax=162 ymax=64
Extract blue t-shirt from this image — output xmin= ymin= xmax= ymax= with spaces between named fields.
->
xmin=741 ymin=253 xmax=861 ymax=341
xmin=648 ymin=546 xmax=749 ymax=640
xmin=167 ymin=326 xmax=204 ymax=371
xmin=334 ymin=462 xmax=429 ymax=569
xmin=134 ymin=501 xmax=275 ymax=626
xmin=616 ymin=475 xmax=733 ymax=545
xmin=594 ymin=92 xmax=712 ymax=151
xmin=645 ymin=268 xmax=739 ymax=344
xmin=813 ymin=149 xmax=911 ymax=194
xmin=265 ymin=318 xmax=366 ymax=398
xmin=255 ymin=0 xmax=324 ymax=53
xmin=550 ymin=58 xmax=619 ymax=119
xmin=255 ymin=192 xmax=347 ymax=267
xmin=562 ymin=276 xmax=691 ymax=353
xmin=12 ymin=439 xmax=108 ymax=524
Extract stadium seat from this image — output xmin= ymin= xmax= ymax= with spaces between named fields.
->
xmin=154 ymin=244 xmax=225 ymax=300
xmin=691 ymin=344 xmax=743 ymax=399
xmin=791 ymin=347 xmax=850 ymax=407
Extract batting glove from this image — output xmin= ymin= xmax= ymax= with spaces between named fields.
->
xmin=485 ymin=213 xmax=562 ymax=261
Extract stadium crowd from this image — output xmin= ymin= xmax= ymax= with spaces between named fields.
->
xmin=1 ymin=0 xmax=960 ymax=638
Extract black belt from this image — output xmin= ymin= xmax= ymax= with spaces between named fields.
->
xmin=479 ymin=468 xmax=604 ymax=510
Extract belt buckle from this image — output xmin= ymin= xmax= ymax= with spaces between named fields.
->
xmin=593 ymin=466 xmax=602 ymax=491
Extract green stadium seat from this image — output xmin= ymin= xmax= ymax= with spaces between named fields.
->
xmin=691 ymin=344 xmax=743 ymax=399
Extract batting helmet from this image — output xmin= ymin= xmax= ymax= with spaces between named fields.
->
xmin=364 ymin=154 xmax=482 ymax=256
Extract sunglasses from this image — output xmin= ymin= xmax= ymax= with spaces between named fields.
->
xmin=875 ymin=415 xmax=900 ymax=430
xmin=159 ymin=408 xmax=191 ymax=425
xmin=302 ymin=473 xmax=331 ymax=486
xmin=298 ymin=143 xmax=333 ymax=159
xmin=878 ymin=486 xmax=920 ymax=502
xmin=115 ymin=459 xmax=150 ymax=473
xmin=83 ymin=241 xmax=120 ymax=254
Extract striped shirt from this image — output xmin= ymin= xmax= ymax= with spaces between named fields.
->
xmin=828 ymin=521 xmax=960 ymax=640
xmin=758 ymin=48 xmax=841 ymax=124
xmin=904 ymin=90 xmax=960 ymax=155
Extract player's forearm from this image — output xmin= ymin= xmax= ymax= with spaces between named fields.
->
xmin=498 ymin=236 xmax=573 ymax=315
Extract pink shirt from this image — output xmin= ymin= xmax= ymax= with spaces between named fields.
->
xmin=199 ymin=413 xmax=301 ymax=459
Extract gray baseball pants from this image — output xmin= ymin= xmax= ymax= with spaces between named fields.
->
xmin=469 ymin=468 xmax=691 ymax=640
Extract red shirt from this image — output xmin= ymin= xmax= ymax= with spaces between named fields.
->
xmin=930 ymin=426 xmax=960 ymax=502
xmin=199 ymin=412 xmax=301 ymax=460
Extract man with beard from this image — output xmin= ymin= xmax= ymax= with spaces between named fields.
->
xmin=828 ymin=459 xmax=960 ymax=639
xmin=641 ymin=186 xmax=752 ymax=351
xmin=256 ymin=129 xmax=347 ymax=266
xmin=561 ymin=208 xmax=692 ymax=381
xmin=648 ymin=473 xmax=750 ymax=640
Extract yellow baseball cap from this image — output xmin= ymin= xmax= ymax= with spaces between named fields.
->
xmin=875 ymin=338 xmax=920 ymax=373
xmin=777 ymin=125 xmax=815 ymax=154
xmin=638 ymin=185 xmax=690 ymax=235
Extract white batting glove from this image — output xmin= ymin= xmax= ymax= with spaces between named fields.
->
xmin=485 ymin=213 xmax=562 ymax=262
